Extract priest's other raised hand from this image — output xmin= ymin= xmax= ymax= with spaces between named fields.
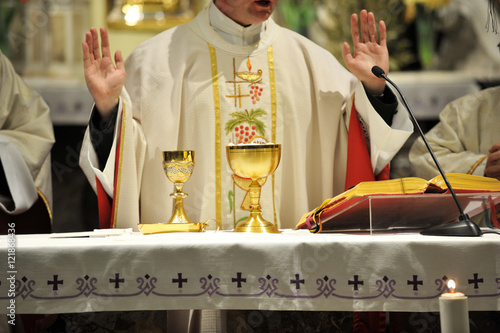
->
xmin=82 ymin=27 xmax=126 ymax=121
xmin=342 ymin=9 xmax=388 ymax=96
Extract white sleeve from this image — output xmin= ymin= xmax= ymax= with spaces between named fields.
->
xmin=353 ymin=81 xmax=414 ymax=174
xmin=0 ymin=136 xmax=38 ymax=214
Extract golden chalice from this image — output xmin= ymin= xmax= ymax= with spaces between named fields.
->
xmin=163 ymin=150 xmax=195 ymax=224
xmin=226 ymin=144 xmax=281 ymax=233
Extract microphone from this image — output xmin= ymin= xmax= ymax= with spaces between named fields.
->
xmin=371 ymin=66 xmax=482 ymax=237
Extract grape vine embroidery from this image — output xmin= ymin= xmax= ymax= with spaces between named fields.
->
xmin=225 ymin=109 xmax=267 ymax=144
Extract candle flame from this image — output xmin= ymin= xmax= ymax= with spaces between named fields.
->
xmin=447 ymin=279 xmax=456 ymax=293
xmin=247 ymin=58 xmax=252 ymax=71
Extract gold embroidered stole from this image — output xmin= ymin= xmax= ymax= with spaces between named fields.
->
xmin=208 ymin=44 xmax=278 ymax=228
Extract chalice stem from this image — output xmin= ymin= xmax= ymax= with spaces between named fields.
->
xmin=249 ymin=181 xmax=262 ymax=212
xmin=168 ymin=184 xmax=192 ymax=224
xmin=233 ymin=181 xmax=279 ymax=233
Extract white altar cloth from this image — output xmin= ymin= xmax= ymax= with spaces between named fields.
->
xmin=1 ymin=230 xmax=499 ymax=314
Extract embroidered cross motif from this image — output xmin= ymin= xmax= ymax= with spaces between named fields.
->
xmin=407 ymin=275 xmax=423 ymax=291
xmin=232 ymin=272 xmax=247 ymax=288
xmin=290 ymin=274 xmax=305 ymax=290
xmin=468 ymin=273 xmax=484 ymax=289
xmin=173 ymin=273 xmax=188 ymax=288
xmin=47 ymin=275 xmax=63 ymax=291
xmin=348 ymin=275 xmax=364 ymax=291
xmin=110 ymin=273 xmax=125 ymax=289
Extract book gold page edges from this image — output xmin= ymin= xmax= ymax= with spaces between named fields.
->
xmin=296 ymin=173 xmax=500 ymax=232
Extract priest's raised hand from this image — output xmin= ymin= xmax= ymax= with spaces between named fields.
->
xmin=342 ymin=9 xmax=388 ymax=96
xmin=82 ymin=27 xmax=126 ymax=121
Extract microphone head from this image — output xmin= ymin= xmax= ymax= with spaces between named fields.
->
xmin=371 ymin=66 xmax=386 ymax=78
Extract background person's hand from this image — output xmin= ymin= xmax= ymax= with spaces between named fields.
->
xmin=485 ymin=143 xmax=500 ymax=180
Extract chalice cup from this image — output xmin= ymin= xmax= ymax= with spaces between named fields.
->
xmin=163 ymin=150 xmax=195 ymax=224
xmin=226 ymin=144 xmax=281 ymax=233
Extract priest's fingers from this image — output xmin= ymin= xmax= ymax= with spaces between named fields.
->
xmin=82 ymin=32 xmax=92 ymax=65
xmin=90 ymin=27 xmax=101 ymax=60
xmin=83 ymin=30 xmax=95 ymax=59
xmin=350 ymin=13 xmax=361 ymax=46
xmin=342 ymin=42 xmax=353 ymax=65
xmin=100 ymin=27 xmax=112 ymax=60
xmin=115 ymin=49 xmax=125 ymax=72
xmin=379 ymin=20 xmax=387 ymax=48
xmin=359 ymin=10 xmax=370 ymax=44
xmin=367 ymin=11 xmax=378 ymax=43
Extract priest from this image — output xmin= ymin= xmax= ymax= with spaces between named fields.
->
xmin=79 ymin=0 xmax=413 ymax=231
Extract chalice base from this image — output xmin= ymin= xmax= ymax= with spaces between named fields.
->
xmin=233 ymin=212 xmax=281 ymax=233
xmin=167 ymin=213 xmax=192 ymax=224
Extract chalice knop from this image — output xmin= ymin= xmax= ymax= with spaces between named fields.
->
xmin=163 ymin=150 xmax=194 ymax=224
xmin=226 ymin=144 xmax=281 ymax=233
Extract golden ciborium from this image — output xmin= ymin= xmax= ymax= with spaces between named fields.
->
xmin=226 ymin=144 xmax=281 ymax=233
xmin=162 ymin=150 xmax=195 ymax=224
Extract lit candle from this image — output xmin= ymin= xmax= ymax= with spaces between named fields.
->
xmin=439 ymin=279 xmax=470 ymax=333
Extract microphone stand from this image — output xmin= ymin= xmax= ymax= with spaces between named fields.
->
xmin=371 ymin=66 xmax=482 ymax=236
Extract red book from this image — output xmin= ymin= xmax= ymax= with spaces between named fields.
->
xmin=296 ymin=173 xmax=500 ymax=233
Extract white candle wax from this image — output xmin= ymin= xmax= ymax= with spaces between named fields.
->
xmin=439 ymin=291 xmax=470 ymax=333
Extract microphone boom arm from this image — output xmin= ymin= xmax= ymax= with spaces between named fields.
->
xmin=371 ymin=66 xmax=482 ymax=236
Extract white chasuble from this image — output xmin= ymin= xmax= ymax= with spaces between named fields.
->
xmin=0 ymin=52 xmax=54 ymax=215
xmin=410 ymin=86 xmax=500 ymax=180
xmin=80 ymin=4 xmax=413 ymax=231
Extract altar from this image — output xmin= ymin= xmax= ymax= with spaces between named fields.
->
xmin=1 ymin=229 xmax=499 ymax=315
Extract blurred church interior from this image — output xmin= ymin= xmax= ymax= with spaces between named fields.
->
xmin=2 ymin=0 xmax=500 ymax=332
